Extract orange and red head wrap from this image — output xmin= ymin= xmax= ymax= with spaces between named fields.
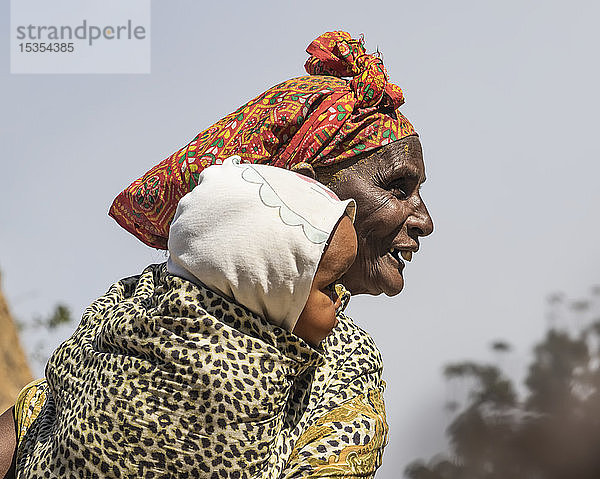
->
xmin=109 ymin=31 xmax=417 ymax=248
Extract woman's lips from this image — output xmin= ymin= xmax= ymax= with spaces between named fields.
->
xmin=387 ymin=249 xmax=406 ymax=269
xmin=389 ymin=247 xmax=414 ymax=262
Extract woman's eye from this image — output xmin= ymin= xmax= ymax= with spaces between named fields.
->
xmin=389 ymin=182 xmax=408 ymax=199
xmin=391 ymin=188 xmax=407 ymax=198
xmin=388 ymin=177 xmax=418 ymax=200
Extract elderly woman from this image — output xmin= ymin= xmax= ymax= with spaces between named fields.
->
xmin=0 ymin=31 xmax=432 ymax=478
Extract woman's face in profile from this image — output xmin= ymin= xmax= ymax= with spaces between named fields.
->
xmin=318 ymin=136 xmax=434 ymax=296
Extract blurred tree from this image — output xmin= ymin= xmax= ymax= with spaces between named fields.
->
xmin=25 ymin=303 xmax=74 ymax=372
xmin=45 ymin=304 xmax=72 ymax=329
xmin=405 ymin=286 xmax=600 ymax=479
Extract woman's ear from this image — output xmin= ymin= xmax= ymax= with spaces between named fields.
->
xmin=291 ymin=162 xmax=316 ymax=179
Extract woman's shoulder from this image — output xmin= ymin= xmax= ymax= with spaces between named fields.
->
xmin=323 ymin=284 xmax=383 ymax=370
xmin=322 ymin=286 xmax=384 ymax=378
xmin=283 ymin=311 xmax=388 ymax=477
xmin=332 ymin=312 xmax=383 ymax=368
xmin=325 ymin=286 xmax=384 ymax=376
xmin=316 ymin=309 xmax=385 ymax=402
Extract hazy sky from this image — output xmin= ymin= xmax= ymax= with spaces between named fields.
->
xmin=2 ymin=1 xmax=600 ymax=476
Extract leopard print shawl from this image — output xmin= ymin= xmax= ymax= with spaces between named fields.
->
xmin=15 ymin=263 xmax=388 ymax=478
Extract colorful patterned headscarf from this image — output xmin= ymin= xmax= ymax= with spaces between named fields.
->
xmin=109 ymin=31 xmax=417 ymax=249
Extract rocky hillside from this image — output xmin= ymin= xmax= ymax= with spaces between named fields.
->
xmin=0 ymin=271 xmax=33 ymax=412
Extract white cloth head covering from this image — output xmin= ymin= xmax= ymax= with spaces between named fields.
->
xmin=167 ymin=156 xmax=356 ymax=332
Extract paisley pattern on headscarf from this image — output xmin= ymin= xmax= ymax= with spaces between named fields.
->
xmin=109 ymin=31 xmax=416 ymax=249
xmin=14 ymin=264 xmax=388 ymax=478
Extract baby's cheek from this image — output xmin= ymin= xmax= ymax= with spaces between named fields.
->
xmin=317 ymin=303 xmax=338 ymax=337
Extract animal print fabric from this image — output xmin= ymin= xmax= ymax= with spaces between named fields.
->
xmin=15 ymin=264 xmax=388 ymax=478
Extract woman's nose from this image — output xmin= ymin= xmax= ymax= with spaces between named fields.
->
xmin=408 ymin=200 xmax=434 ymax=238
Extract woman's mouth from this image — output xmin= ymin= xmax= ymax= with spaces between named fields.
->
xmin=389 ymin=248 xmax=412 ymax=264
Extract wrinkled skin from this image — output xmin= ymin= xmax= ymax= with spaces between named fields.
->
xmin=315 ymin=135 xmax=434 ymax=296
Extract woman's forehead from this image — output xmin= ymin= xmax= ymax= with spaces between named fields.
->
xmin=371 ymin=136 xmax=424 ymax=171
xmin=319 ymin=136 xmax=426 ymax=186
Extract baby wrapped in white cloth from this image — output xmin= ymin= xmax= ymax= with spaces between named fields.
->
xmin=167 ymin=156 xmax=357 ymax=345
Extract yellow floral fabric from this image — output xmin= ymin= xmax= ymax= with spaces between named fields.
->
xmin=13 ymin=378 xmax=47 ymax=463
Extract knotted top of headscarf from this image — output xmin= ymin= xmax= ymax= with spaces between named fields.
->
xmin=304 ymin=31 xmax=405 ymax=110
xmin=110 ymin=31 xmax=416 ymax=249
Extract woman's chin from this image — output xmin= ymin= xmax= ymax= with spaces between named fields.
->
xmin=379 ymin=272 xmax=404 ymax=296
xmin=343 ymin=270 xmax=405 ymax=296
xmin=377 ymin=255 xmax=406 ymax=296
